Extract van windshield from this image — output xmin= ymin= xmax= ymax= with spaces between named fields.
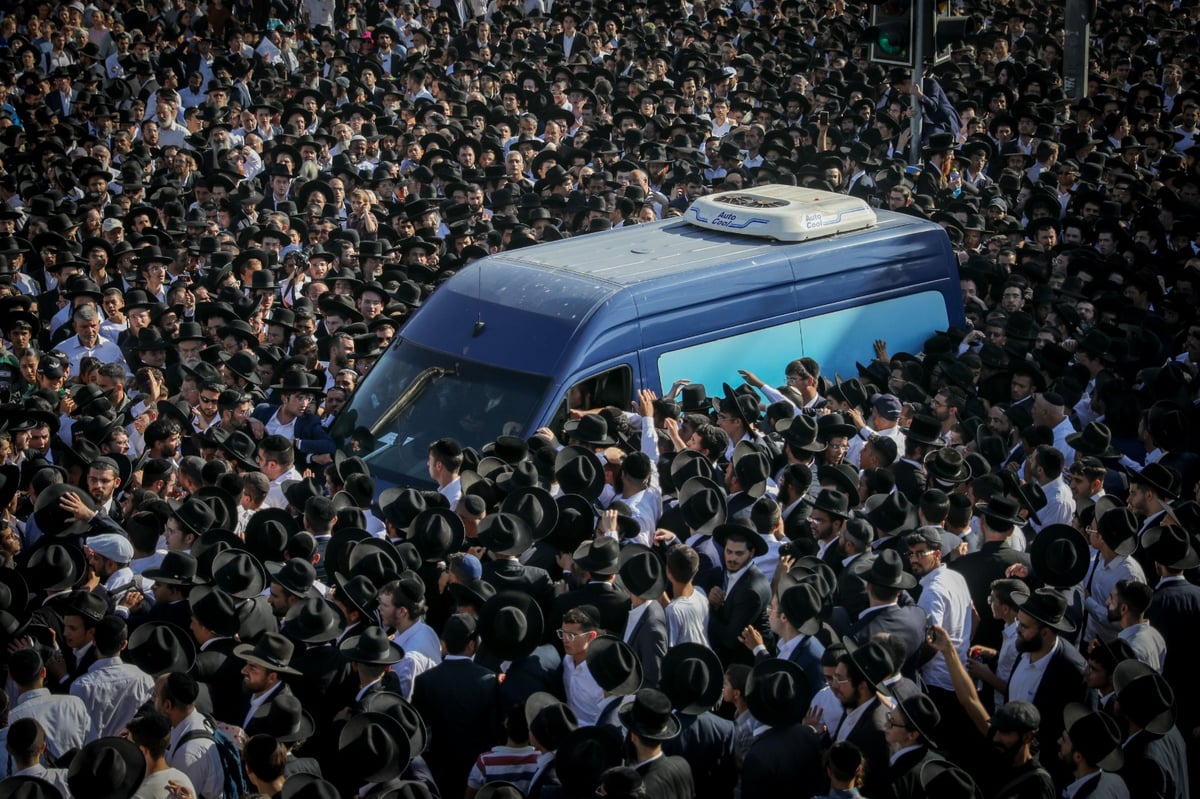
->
xmin=330 ymin=339 xmax=551 ymax=487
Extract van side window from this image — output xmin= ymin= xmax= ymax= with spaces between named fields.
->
xmin=549 ymin=365 xmax=633 ymax=440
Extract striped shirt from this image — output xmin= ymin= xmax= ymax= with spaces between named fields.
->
xmin=467 ymin=745 xmax=541 ymax=792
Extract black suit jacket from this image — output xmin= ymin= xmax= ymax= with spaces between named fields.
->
xmin=1146 ymin=578 xmax=1200 ymax=730
xmin=949 ymin=541 xmax=1031 ymax=648
xmin=741 ymin=722 xmax=825 ymax=796
xmin=1009 ymin=642 xmax=1086 ymax=788
xmin=704 ymin=564 xmax=771 ymax=667
xmin=636 ymin=755 xmax=695 ymax=799
xmin=626 ymin=600 xmax=668 ymax=690
xmin=662 ymin=711 xmax=735 ymax=799
xmin=848 ymin=603 xmax=928 ymax=678
xmin=486 ymin=643 xmax=563 ymax=714
xmin=413 ymin=657 xmax=501 ymax=797
xmin=484 ymin=558 xmax=556 ymax=632
xmin=891 ymin=459 xmax=928 ymax=503
xmin=552 ymin=581 xmax=631 ymax=640
xmin=842 ymin=697 xmax=892 ymax=799
xmin=1120 ymin=727 xmax=1189 ymax=799
xmin=835 ymin=551 xmax=876 ymax=621
xmin=819 ymin=538 xmax=846 ymax=576
xmin=241 ymin=683 xmax=296 ymax=735
xmin=888 ymin=746 xmax=944 ymax=799
xmin=194 ymin=637 xmax=245 ymax=725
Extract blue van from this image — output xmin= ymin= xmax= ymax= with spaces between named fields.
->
xmin=331 ymin=186 xmax=965 ymax=488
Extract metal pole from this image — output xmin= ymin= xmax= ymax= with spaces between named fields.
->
xmin=909 ymin=0 xmax=927 ymax=165
xmin=1063 ymin=0 xmax=1090 ymax=101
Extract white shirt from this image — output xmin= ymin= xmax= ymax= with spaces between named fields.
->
xmin=12 ymin=764 xmax=71 ymax=798
xmin=1118 ymin=622 xmax=1167 ymax=673
xmin=666 ymin=590 xmax=710 ymax=647
xmin=133 ymin=767 xmax=197 ymax=799
xmin=1007 ymin=637 xmax=1060 ymax=703
xmin=1082 ymin=554 xmax=1145 ymax=643
xmin=563 ymin=655 xmax=605 ymax=727
xmin=392 ymin=650 xmax=438 ymax=700
xmin=70 ymin=656 xmax=156 ymax=742
xmin=265 ymin=409 xmax=297 ymax=439
xmin=995 ymin=620 xmax=1019 ymax=711
xmin=440 ymin=476 xmax=463 ymax=510
xmin=264 ymin=467 xmax=304 ymax=509
xmin=916 ymin=565 xmax=973 ymax=691
xmin=1030 ymin=477 xmax=1075 ymax=534
xmin=57 ymin=333 xmax=129 ymax=377
xmin=9 ymin=688 xmax=89 ymax=760
xmin=168 ymin=711 xmax=224 ymax=799
xmin=393 ymin=621 xmax=443 ymax=664
xmin=808 ymin=685 xmax=843 ymax=736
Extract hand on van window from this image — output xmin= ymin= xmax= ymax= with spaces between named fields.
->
xmin=737 ymin=370 xmax=764 ymax=389
xmin=666 ymin=378 xmax=690 ymax=399
xmin=664 ymin=418 xmax=686 ymax=451
xmin=873 ymin=339 xmax=891 ymax=364
xmin=534 ymin=427 xmax=558 ymax=444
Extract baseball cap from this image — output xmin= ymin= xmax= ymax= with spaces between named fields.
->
xmin=871 ymin=393 xmax=903 ymax=421
xmin=905 ymin=525 xmax=944 ymax=553
xmin=988 ymin=197 xmax=1008 ymax=212
xmin=102 ymin=218 xmax=124 ymax=232
xmin=38 ymin=356 xmax=65 ymax=379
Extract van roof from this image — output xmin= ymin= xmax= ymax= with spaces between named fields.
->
xmin=496 ymin=207 xmax=938 ymax=285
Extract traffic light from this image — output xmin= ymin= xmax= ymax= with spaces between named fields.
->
xmin=865 ymin=0 xmax=916 ymax=67
xmin=930 ymin=2 xmax=970 ymax=65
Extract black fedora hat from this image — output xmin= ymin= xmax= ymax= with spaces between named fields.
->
xmin=553 ymin=446 xmax=606 ymax=501
xmin=1094 ymin=506 xmax=1137 ymax=556
xmin=210 ymin=549 xmax=268 ymax=599
xmin=234 ymin=631 xmax=302 ymax=675
xmin=776 ymin=414 xmax=827 ymax=454
xmin=188 ymin=585 xmax=241 ymax=637
xmin=973 ymin=495 xmax=1025 ymax=528
xmin=1062 ymin=704 xmax=1123 ymax=771
xmin=170 ymin=496 xmax=216 ymax=539
xmin=1012 ymin=587 xmax=1075 ymax=633
xmin=778 ymin=581 xmax=823 ymax=637
xmin=0 ymin=777 xmax=63 ymax=799
xmin=924 ymin=448 xmax=971 ymax=484
xmin=281 ymin=774 xmax=340 ymax=799
xmin=670 ymin=450 xmax=714 ymax=487
xmin=408 ymin=508 xmax=465 ymax=562
xmin=563 ymin=413 xmax=616 ymax=447
xmin=1127 ymin=462 xmax=1180 ymax=500
xmin=895 ymin=692 xmax=942 ymax=748
xmin=268 ymin=558 xmax=318 ymax=598
xmin=745 ymin=659 xmax=813 ymax=728
xmin=281 ymin=597 xmax=345 ymax=644
xmin=902 ymin=414 xmax=945 ymax=447
xmin=334 ymin=573 xmax=381 ymax=618
xmin=712 ymin=520 xmax=769 ymax=558
xmin=192 ymin=486 xmax=239 ymax=534
xmin=125 ymin=621 xmax=197 ymax=676
xmin=617 ymin=688 xmax=681 ymax=741
xmin=658 ymin=642 xmax=723 ymax=714
xmin=66 ymin=736 xmax=145 ymax=799
xmin=1066 ymin=421 xmax=1120 ymax=459
xmin=554 ymin=726 xmax=623 ymax=797
xmin=731 ymin=442 xmax=770 ymax=499
xmin=571 ymin=537 xmax=620 ymax=575
xmin=860 ymin=548 xmax=918 ymax=590
xmin=475 ymin=512 xmax=534 ymax=557
xmin=447 ymin=577 xmax=496 ymax=611
xmin=500 ymin=486 xmax=559 ymax=541
xmin=544 ymin=494 xmax=596 ymax=554
xmin=816 ymin=412 xmax=857 ymax=442
xmin=618 ymin=544 xmax=666 ymax=601
xmin=250 ymin=693 xmax=316 ymax=743
xmin=340 ymin=624 xmax=405 ymax=665
xmin=586 ymin=635 xmax=643 ymax=696
xmin=338 ymin=711 xmax=413 ymax=784
xmin=805 ymin=488 xmax=851 ymax=520
xmin=865 ymin=491 xmax=918 ymax=536
xmin=713 ymin=382 xmax=761 ymax=429
xmin=677 ymin=476 xmax=727 ymax=535
xmin=1028 ymin=524 xmax=1089 ymax=588
xmin=0 ymin=569 xmax=30 ymax=637
xmin=142 ymin=551 xmax=203 ymax=586
xmin=33 ymin=484 xmax=96 ymax=538
xmin=479 ymin=590 xmax=543 ymax=661
xmin=1112 ymin=659 xmax=1176 ymax=734
xmin=1140 ymin=525 xmax=1200 ymax=570
xmin=25 ymin=544 xmax=86 ymax=592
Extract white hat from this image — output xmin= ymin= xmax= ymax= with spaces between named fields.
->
xmin=86 ymin=533 xmax=134 ymax=564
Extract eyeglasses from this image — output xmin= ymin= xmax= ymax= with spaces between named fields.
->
xmin=557 ymin=629 xmax=589 ymax=643
xmin=198 ymin=395 xmax=219 ymax=404
xmin=885 ymin=712 xmax=909 ymax=729
xmin=908 ymin=549 xmax=935 ymax=559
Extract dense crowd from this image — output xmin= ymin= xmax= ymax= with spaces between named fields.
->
xmin=0 ymin=0 xmax=1199 ymax=797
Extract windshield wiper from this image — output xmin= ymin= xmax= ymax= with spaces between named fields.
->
xmin=369 ymin=365 xmax=458 ymax=437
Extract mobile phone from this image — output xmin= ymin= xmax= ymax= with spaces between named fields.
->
xmin=925 ymin=619 xmax=935 ymax=643
xmin=817 ymin=111 xmax=829 ymax=125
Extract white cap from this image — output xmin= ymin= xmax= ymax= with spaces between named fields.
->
xmin=86 ymin=533 xmax=134 ymax=564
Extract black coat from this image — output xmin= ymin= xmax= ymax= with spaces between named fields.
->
xmin=741 ymin=722 xmax=825 ymax=796
xmin=492 ymin=643 xmax=564 ymax=713
xmin=842 ymin=696 xmax=892 ymax=799
xmin=552 ymin=581 xmax=631 ymax=640
xmin=289 ymin=641 xmax=354 ymax=725
xmin=819 ymin=538 xmax=846 ymax=576
xmin=949 ymin=541 xmax=1032 ymax=649
xmin=662 ymin=712 xmax=735 ymax=799
xmin=241 ymin=683 xmax=296 ymax=735
xmin=888 ymin=746 xmax=945 ymax=799
xmin=1008 ymin=643 xmax=1086 ymax=789
xmin=413 ymin=657 xmax=502 ymax=797
xmin=483 ymin=558 xmax=556 ymax=631
xmin=847 ymin=603 xmax=928 ymax=678
xmin=891 ymin=459 xmax=928 ymax=503
xmin=1146 ymin=578 xmax=1200 ymax=732
xmin=702 ymin=564 xmax=771 ymax=667
xmin=835 ymin=551 xmax=876 ymax=622
xmin=635 ymin=754 xmax=695 ymax=799
xmin=625 ymin=600 xmax=668 ymax=690
xmin=194 ymin=637 xmax=245 ymax=726
xmin=1119 ymin=727 xmax=1189 ymax=799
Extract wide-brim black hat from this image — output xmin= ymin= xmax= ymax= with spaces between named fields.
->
xmin=125 ymin=621 xmax=197 ymax=676
xmin=677 ymin=476 xmax=727 ymax=535
xmin=860 ymin=548 xmax=918 ymax=590
xmin=1140 ymin=524 xmax=1200 ymax=570
xmin=1012 ymin=588 xmax=1076 ymax=633
xmin=340 ymin=625 xmax=406 ymax=665
xmin=234 ymin=632 xmax=302 ymax=675
xmin=251 ymin=693 xmax=317 ymax=743
xmin=745 ymin=659 xmax=813 ymax=728
xmin=571 ymin=536 xmax=621 ymax=575
xmin=659 ymin=642 xmax=723 ymax=714
xmin=0 ymin=777 xmax=63 ymax=799
xmin=712 ymin=521 xmax=769 ymax=558
xmin=210 ymin=548 xmax=268 ymax=599
xmin=1113 ymin=660 xmax=1176 ymax=735
xmin=476 ymin=512 xmax=534 ymax=557
xmin=66 ymin=737 xmax=146 ymax=799
xmin=338 ymin=711 xmax=413 ymax=785
xmin=554 ymin=446 xmax=606 ymax=500
xmin=618 ymin=544 xmax=666 ymax=601
xmin=33 ymin=484 xmax=96 ymax=538
xmin=282 ymin=597 xmax=345 ymax=645
xmin=479 ymin=590 xmax=544 ymax=661
xmin=25 ymin=543 xmax=87 ymax=592
xmin=500 ymin=486 xmax=559 ymax=541
xmin=1029 ymin=524 xmax=1089 ymax=588
xmin=585 ymin=635 xmax=643 ymax=696
xmin=554 ymin=726 xmax=623 ymax=796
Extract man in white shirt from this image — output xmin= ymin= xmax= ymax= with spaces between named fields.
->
xmin=6 ymin=648 xmax=90 ymax=761
xmin=905 ymin=527 xmax=973 ymax=750
xmin=428 ymin=437 xmax=463 ymax=509
xmin=257 ymin=434 xmax=303 ymax=510
xmin=665 ymin=545 xmax=709 ymax=647
xmin=1081 ymin=507 xmax=1145 ymax=645
xmin=559 ymin=607 xmax=605 ymax=726
xmin=57 ymin=304 xmax=129 ymax=378
xmin=379 ymin=573 xmax=443 ymax=664
xmin=70 ymin=616 xmax=155 ymax=742
xmin=3 ymin=719 xmax=73 ymax=797
xmin=1026 ymin=445 xmax=1076 ymax=534
xmin=1107 ymin=580 xmax=1167 ymax=673
xmin=156 ymin=672 xmax=225 ymax=799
